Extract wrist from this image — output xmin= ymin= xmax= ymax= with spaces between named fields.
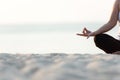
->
xmin=93 ymin=31 xmax=97 ymax=36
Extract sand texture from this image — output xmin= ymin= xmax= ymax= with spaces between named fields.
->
xmin=0 ymin=53 xmax=120 ymax=80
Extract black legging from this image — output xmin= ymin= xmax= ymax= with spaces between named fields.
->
xmin=94 ymin=34 xmax=120 ymax=53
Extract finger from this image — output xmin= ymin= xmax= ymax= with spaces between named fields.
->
xmin=84 ymin=27 xmax=87 ymax=31
xmin=84 ymin=28 xmax=91 ymax=33
xmin=76 ymin=33 xmax=87 ymax=36
xmin=83 ymin=27 xmax=86 ymax=34
xmin=87 ymin=35 xmax=90 ymax=39
xmin=84 ymin=27 xmax=90 ymax=34
xmin=82 ymin=28 xmax=85 ymax=33
xmin=87 ymin=33 xmax=91 ymax=39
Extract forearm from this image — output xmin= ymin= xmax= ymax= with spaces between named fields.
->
xmin=94 ymin=22 xmax=116 ymax=35
xmin=92 ymin=0 xmax=119 ymax=36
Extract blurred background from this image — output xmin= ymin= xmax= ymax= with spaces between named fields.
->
xmin=0 ymin=0 xmax=117 ymax=54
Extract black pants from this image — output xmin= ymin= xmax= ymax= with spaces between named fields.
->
xmin=94 ymin=34 xmax=120 ymax=53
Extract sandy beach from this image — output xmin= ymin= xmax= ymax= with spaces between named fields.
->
xmin=0 ymin=53 xmax=120 ymax=80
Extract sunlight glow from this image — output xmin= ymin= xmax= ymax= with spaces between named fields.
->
xmin=0 ymin=0 xmax=115 ymax=24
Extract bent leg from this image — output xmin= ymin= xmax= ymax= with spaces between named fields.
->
xmin=94 ymin=34 xmax=120 ymax=53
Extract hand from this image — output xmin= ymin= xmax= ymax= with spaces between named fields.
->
xmin=76 ymin=27 xmax=95 ymax=38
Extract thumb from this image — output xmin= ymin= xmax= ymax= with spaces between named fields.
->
xmin=87 ymin=33 xmax=91 ymax=39
xmin=87 ymin=35 xmax=90 ymax=39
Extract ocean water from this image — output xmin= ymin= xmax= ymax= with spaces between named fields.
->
xmin=0 ymin=22 xmax=118 ymax=54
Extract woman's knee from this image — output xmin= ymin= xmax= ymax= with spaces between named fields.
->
xmin=94 ymin=34 xmax=109 ymax=46
xmin=93 ymin=34 xmax=117 ymax=53
xmin=94 ymin=34 xmax=113 ymax=50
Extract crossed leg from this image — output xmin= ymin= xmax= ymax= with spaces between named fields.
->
xmin=94 ymin=34 xmax=120 ymax=54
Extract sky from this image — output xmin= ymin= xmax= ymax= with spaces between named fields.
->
xmin=0 ymin=0 xmax=115 ymax=24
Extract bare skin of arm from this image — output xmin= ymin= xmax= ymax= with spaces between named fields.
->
xmin=77 ymin=0 xmax=120 ymax=38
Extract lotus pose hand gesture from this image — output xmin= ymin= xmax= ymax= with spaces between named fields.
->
xmin=76 ymin=27 xmax=96 ymax=38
